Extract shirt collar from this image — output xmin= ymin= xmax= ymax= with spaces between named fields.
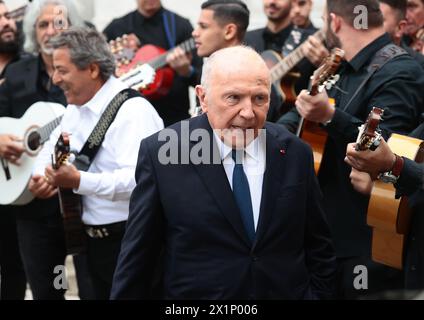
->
xmin=78 ymin=76 xmax=126 ymax=115
xmin=212 ymin=130 xmax=265 ymax=163
xmin=347 ymin=33 xmax=392 ymax=72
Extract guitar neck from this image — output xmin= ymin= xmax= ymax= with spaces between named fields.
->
xmin=270 ymin=29 xmax=325 ymax=83
xmin=39 ymin=115 xmax=64 ymax=144
xmin=9 ymin=5 xmax=27 ymax=22
xmin=149 ymin=38 xmax=196 ymax=70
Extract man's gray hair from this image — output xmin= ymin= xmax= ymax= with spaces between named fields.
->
xmin=49 ymin=26 xmax=115 ymax=81
xmin=23 ymin=0 xmax=84 ymax=54
xmin=201 ymin=45 xmax=270 ymax=90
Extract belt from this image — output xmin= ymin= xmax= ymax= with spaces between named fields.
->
xmin=85 ymin=221 xmax=126 ymax=239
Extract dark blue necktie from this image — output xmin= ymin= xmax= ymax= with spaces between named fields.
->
xmin=232 ymin=150 xmax=255 ymax=243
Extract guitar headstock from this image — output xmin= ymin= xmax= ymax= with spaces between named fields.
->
xmin=309 ymin=48 xmax=344 ymax=96
xmin=355 ymin=107 xmax=384 ymax=151
xmin=109 ymin=34 xmax=137 ymax=74
xmin=53 ymin=133 xmax=71 ymax=170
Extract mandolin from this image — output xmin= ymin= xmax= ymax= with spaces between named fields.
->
xmin=296 ymin=47 xmax=344 ymax=173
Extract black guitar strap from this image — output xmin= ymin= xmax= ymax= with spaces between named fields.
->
xmin=342 ymin=44 xmax=408 ymax=112
xmin=73 ymin=88 xmax=141 ymax=172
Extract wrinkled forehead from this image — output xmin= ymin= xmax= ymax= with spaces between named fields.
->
xmin=210 ymin=63 xmax=271 ymax=88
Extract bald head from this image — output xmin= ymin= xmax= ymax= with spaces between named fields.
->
xmin=196 ymin=46 xmax=271 ymax=149
xmin=200 ymin=46 xmax=271 ymax=92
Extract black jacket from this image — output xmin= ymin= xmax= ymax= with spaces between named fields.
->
xmin=394 ymin=123 xmax=424 ymax=289
xmin=111 ymin=114 xmax=337 ymax=299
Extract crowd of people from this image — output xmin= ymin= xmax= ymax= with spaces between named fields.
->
xmin=0 ymin=0 xmax=423 ymax=300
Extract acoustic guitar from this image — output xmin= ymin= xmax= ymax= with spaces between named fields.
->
xmin=367 ymin=134 xmax=424 ymax=269
xmin=261 ymin=29 xmax=326 ymax=107
xmin=8 ymin=4 xmax=27 ymax=23
xmin=52 ymin=133 xmax=86 ymax=256
xmin=111 ymin=37 xmax=196 ymax=100
xmin=0 ymin=102 xmax=65 ymax=205
xmin=296 ymin=48 xmax=344 ymax=173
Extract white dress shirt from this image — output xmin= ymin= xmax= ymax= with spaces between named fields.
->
xmin=213 ymin=131 xmax=266 ymax=230
xmin=34 ymin=76 xmax=164 ymax=225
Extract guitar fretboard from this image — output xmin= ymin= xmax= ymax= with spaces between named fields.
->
xmin=39 ymin=115 xmax=64 ymax=144
xmin=149 ymin=38 xmax=196 ymax=70
xmin=270 ymin=29 xmax=326 ymax=83
xmin=9 ymin=5 xmax=27 ymax=22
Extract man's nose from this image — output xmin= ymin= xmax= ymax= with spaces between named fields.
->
xmin=46 ymin=22 xmax=57 ymax=36
xmin=52 ymin=70 xmax=60 ymax=85
xmin=239 ymin=100 xmax=255 ymax=120
xmin=192 ymin=28 xmax=198 ymax=38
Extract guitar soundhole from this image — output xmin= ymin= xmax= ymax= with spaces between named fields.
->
xmin=27 ymin=131 xmax=41 ymax=152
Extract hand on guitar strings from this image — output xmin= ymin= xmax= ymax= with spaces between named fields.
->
xmin=301 ymin=35 xmax=330 ymax=67
xmin=295 ymin=89 xmax=335 ymax=123
xmin=348 ymin=168 xmax=373 ymax=195
xmin=0 ymin=134 xmax=24 ymax=165
xmin=344 ymin=140 xmax=396 ymax=180
xmin=44 ymin=163 xmax=81 ymax=190
xmin=28 ymin=174 xmax=58 ymax=199
xmin=166 ymin=47 xmax=193 ymax=77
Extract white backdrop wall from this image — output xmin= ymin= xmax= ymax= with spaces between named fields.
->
xmin=6 ymin=0 xmax=325 ymax=32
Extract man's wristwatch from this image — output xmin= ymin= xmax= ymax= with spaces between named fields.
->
xmin=378 ymin=154 xmax=404 ymax=184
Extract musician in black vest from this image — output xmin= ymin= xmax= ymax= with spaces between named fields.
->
xmin=280 ymin=0 xmax=424 ymax=298
xmin=345 ymin=122 xmax=424 ymax=291
xmin=0 ymin=0 xmax=95 ymax=300
xmin=244 ymin=0 xmax=327 ymax=116
xmin=0 ymin=0 xmax=27 ymax=300
xmin=31 ymin=27 xmax=163 ymax=300
xmin=103 ymin=0 xmax=202 ymax=127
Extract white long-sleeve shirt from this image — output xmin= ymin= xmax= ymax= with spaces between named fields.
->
xmin=33 ymin=76 xmax=164 ymax=225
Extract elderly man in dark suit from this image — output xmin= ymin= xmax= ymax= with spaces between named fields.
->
xmin=111 ymin=46 xmax=336 ymax=300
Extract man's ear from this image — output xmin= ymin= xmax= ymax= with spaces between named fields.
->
xmin=224 ymin=23 xmax=237 ymax=41
xmin=330 ymin=13 xmax=341 ymax=33
xmin=89 ymin=63 xmax=100 ymax=80
xmin=195 ymin=85 xmax=208 ymax=113
xmin=396 ymin=20 xmax=407 ymax=40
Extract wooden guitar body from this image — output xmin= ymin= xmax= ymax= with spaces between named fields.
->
xmin=58 ymin=188 xmax=86 ymax=255
xmin=118 ymin=45 xmax=174 ymax=100
xmin=261 ymin=50 xmax=300 ymax=107
xmin=53 ymin=133 xmax=86 ymax=255
xmin=368 ymin=134 xmax=424 ymax=269
xmin=298 ymin=122 xmax=328 ymax=174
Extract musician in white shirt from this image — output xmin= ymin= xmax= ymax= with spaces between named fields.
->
xmin=31 ymin=27 xmax=163 ymax=299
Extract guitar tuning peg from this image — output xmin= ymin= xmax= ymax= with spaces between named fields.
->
xmin=325 ymin=82 xmax=333 ymax=90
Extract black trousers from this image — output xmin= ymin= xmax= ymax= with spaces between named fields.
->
xmin=336 ymin=256 xmax=404 ymax=299
xmin=0 ymin=207 xmax=27 ymax=300
xmin=16 ymin=213 xmax=67 ymax=300
xmin=86 ymin=222 xmax=126 ymax=300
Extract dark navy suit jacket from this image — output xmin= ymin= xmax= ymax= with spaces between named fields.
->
xmin=111 ymin=114 xmax=336 ymax=299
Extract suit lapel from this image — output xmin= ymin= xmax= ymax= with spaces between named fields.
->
xmin=253 ymin=125 xmax=286 ymax=249
xmin=189 ymin=115 xmax=252 ymax=247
